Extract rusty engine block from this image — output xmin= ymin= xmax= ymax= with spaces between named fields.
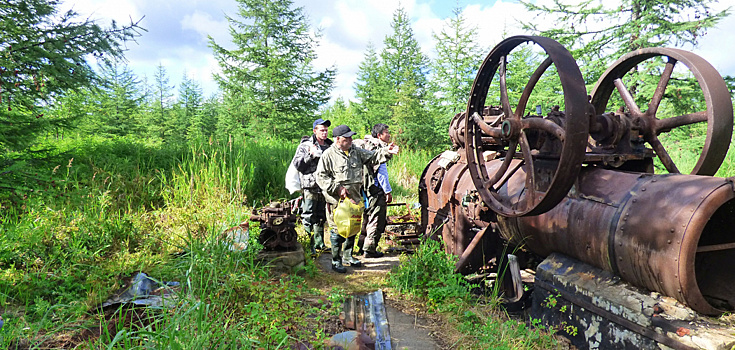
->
xmin=420 ymin=36 xmax=735 ymax=316
xmin=250 ymin=201 xmax=299 ymax=250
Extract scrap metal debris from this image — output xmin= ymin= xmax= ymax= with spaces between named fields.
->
xmin=100 ymin=272 xmax=180 ymax=309
xmin=340 ymin=290 xmax=391 ymax=350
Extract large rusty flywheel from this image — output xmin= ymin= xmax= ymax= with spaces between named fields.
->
xmin=465 ymin=36 xmax=589 ymax=217
xmin=591 ymin=48 xmax=734 ymax=175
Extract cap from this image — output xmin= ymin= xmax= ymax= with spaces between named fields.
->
xmin=313 ymin=118 xmax=331 ymax=128
xmin=332 ymin=124 xmax=356 ymax=138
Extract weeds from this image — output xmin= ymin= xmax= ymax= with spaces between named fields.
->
xmin=0 ymin=135 xmax=336 ymax=348
xmin=388 ymin=235 xmax=470 ymax=312
xmin=0 ymin=134 xmax=565 ymax=348
xmin=389 ymin=234 xmax=561 ymax=349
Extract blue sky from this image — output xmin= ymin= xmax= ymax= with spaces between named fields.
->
xmin=63 ymin=0 xmax=735 ymax=103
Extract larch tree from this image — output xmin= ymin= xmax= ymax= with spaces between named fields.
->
xmin=428 ymin=6 xmax=486 ymax=135
xmin=379 ymin=5 xmax=435 ymax=147
xmin=0 ymin=0 xmax=142 ymax=151
xmin=353 ymin=42 xmax=392 ymax=134
xmin=209 ymin=0 xmax=335 ymax=139
xmin=0 ymin=0 xmax=142 ymax=192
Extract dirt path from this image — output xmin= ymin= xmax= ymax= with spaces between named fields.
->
xmin=314 ymin=251 xmax=443 ymax=349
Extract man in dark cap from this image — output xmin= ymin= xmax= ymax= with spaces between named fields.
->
xmin=356 ymin=123 xmax=393 ymax=258
xmin=315 ymin=125 xmax=400 ymax=273
xmin=291 ymin=118 xmax=332 ymax=255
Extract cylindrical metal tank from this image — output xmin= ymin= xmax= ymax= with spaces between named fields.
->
xmin=496 ymin=164 xmax=735 ymax=315
xmin=419 ymin=149 xmax=497 ymax=274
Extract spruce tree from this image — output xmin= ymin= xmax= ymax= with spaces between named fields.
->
xmin=149 ymin=64 xmax=174 ymax=140
xmin=93 ymin=60 xmax=143 ymax=136
xmin=380 ymin=6 xmax=430 ymax=102
xmin=178 ymin=73 xmax=204 ymax=141
xmin=209 ymin=0 xmax=335 ymax=139
xmin=379 ymin=5 xmax=435 ymax=146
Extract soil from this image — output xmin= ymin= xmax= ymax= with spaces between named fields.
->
xmin=312 ymin=249 xmax=447 ymax=349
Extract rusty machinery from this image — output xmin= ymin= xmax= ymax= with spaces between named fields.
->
xmin=249 ymin=201 xmax=299 ymax=250
xmin=419 ymin=36 xmax=735 ymax=316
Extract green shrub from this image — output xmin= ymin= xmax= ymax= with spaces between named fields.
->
xmin=388 ymin=236 xmax=469 ymax=311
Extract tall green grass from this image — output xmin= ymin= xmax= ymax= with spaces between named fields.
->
xmin=0 ymin=134 xmax=562 ymax=348
xmin=387 ymin=236 xmax=561 ymax=349
xmin=0 ymin=135 xmax=344 ymax=348
xmin=386 ymin=147 xmax=435 ymax=199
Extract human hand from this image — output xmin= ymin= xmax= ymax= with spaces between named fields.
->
xmin=339 ymin=186 xmax=348 ymax=199
xmin=387 ymin=143 xmax=399 ymax=155
xmin=386 ymin=192 xmax=393 ymax=203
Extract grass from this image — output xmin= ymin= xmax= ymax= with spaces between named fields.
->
xmin=0 ymin=135 xmax=342 ymax=348
xmin=0 ymin=135 xmax=559 ymax=348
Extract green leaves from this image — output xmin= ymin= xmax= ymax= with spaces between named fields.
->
xmin=429 ymin=6 xmax=486 ymax=124
xmin=520 ymin=0 xmax=729 ymax=85
xmin=210 ymin=0 xmax=335 ymax=139
xmin=0 ymin=0 xmax=143 ymax=152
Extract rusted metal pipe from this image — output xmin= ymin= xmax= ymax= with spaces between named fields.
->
xmin=454 ymin=226 xmax=489 ymax=273
xmin=496 ymin=164 xmax=735 ymax=315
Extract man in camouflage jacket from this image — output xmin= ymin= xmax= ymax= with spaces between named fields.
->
xmin=315 ymin=124 xmax=400 ymax=273
xmin=292 ymin=118 xmax=332 ymax=254
xmin=354 ymin=123 xmax=392 ymax=258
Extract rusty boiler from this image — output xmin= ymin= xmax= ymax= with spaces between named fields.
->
xmin=420 ymin=35 xmax=735 ymax=315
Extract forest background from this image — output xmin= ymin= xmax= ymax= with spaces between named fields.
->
xmin=1 ymin=0 xmax=734 ymax=348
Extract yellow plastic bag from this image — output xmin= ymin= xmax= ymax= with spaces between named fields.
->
xmin=334 ymin=199 xmax=364 ymax=238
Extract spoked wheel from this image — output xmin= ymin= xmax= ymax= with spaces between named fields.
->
xmin=591 ymin=48 xmax=733 ymax=175
xmin=465 ymin=36 xmax=589 ymax=217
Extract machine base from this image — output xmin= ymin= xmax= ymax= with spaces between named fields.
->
xmin=531 ymin=253 xmax=735 ymax=350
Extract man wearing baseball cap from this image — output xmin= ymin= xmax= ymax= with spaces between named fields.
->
xmin=314 ymin=124 xmax=400 ymax=273
xmin=291 ymin=118 xmax=332 ymax=255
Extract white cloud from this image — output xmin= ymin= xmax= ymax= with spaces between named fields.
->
xmin=181 ymin=10 xmax=229 ymax=44
xmin=694 ymin=3 xmax=735 ymax=77
xmin=61 ymin=0 xmax=735 ymax=104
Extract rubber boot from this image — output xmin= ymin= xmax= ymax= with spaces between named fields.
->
xmin=330 ymin=230 xmax=346 ymax=273
xmin=305 ymin=225 xmax=316 ymax=255
xmin=313 ymin=223 xmax=326 ymax=252
xmin=342 ymin=235 xmax=361 ymax=267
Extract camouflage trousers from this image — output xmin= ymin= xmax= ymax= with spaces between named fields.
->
xmin=301 ymin=189 xmax=327 ymax=253
xmin=358 ymin=189 xmax=387 ymax=253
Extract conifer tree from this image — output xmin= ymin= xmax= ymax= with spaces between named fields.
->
xmin=353 ymin=42 xmax=392 ymax=133
xmin=0 ymin=0 xmax=142 ymax=151
xmin=210 ymin=0 xmax=335 ymax=139
xmin=380 ymin=6 xmax=430 ymax=103
xmin=147 ymin=64 xmax=174 ymax=140
xmin=201 ymin=95 xmax=222 ymax=140
xmin=178 ymin=73 xmax=204 ymax=141
xmin=392 ymin=74 xmax=436 ymax=148
xmin=429 ymin=6 xmax=486 ymax=134
xmin=379 ymin=5 xmax=435 ymax=146
xmin=521 ymin=0 xmax=729 ymax=82
xmin=93 ymin=61 xmax=143 ymax=136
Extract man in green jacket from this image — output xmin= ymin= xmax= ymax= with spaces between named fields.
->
xmin=315 ymin=124 xmax=400 ymax=273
